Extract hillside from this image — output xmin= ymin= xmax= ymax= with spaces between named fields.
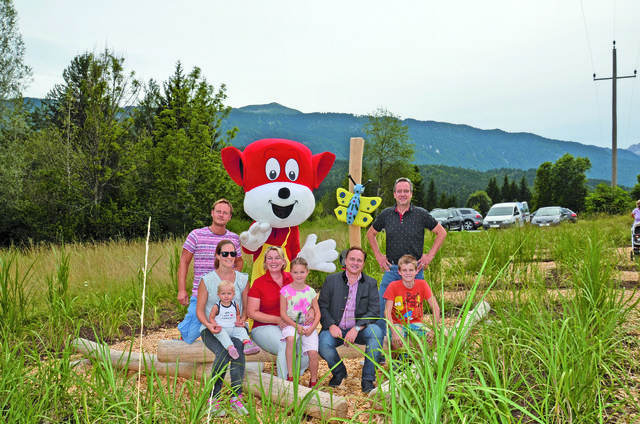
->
xmin=626 ymin=142 xmax=640 ymax=156
xmin=223 ymin=103 xmax=640 ymax=187
xmin=23 ymin=98 xmax=640 ymax=187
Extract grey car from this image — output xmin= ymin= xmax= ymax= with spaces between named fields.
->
xmin=430 ymin=208 xmax=464 ymax=231
xmin=456 ymin=208 xmax=484 ymax=230
xmin=561 ymin=208 xmax=577 ymax=223
xmin=531 ymin=206 xmax=567 ymax=226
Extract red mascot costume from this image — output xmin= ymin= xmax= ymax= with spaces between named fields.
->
xmin=221 ymin=138 xmax=338 ymax=281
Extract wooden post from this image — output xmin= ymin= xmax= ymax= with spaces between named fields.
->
xmin=349 ymin=137 xmax=364 ymax=247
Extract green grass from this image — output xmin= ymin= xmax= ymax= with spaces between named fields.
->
xmin=0 ymin=213 xmax=638 ymax=422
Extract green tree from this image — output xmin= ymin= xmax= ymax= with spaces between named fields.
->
xmin=465 ymin=191 xmax=492 ymax=216
xmin=501 ymin=175 xmax=513 ymax=202
xmin=510 ymin=180 xmax=519 ymax=202
xmin=629 ymin=174 xmax=640 ymax=202
xmin=146 ymin=62 xmax=241 ymax=234
xmin=447 ymin=193 xmax=458 ymax=208
xmin=425 ymin=178 xmax=438 ymax=211
xmin=532 ymin=162 xmax=553 ymax=210
xmin=35 ymin=49 xmax=149 ymax=239
xmin=0 ymin=0 xmax=31 ymax=102
xmin=0 ymin=95 xmax=34 ymax=243
xmin=0 ymin=0 xmax=33 ymax=244
xmin=363 ymin=107 xmax=414 ymax=203
xmin=411 ymin=165 xmax=426 ymax=208
xmin=550 ymin=154 xmax=591 ymax=212
xmin=585 ymin=183 xmax=631 ymax=215
xmin=485 ymin=176 xmax=501 ymax=205
xmin=518 ymin=175 xmax=532 ymax=204
xmin=437 ymin=192 xmax=448 ymax=209
xmin=533 ymin=154 xmax=591 ymax=212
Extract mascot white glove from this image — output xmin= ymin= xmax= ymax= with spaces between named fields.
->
xmin=240 ymin=222 xmax=272 ymax=252
xmin=298 ymin=234 xmax=338 ymax=273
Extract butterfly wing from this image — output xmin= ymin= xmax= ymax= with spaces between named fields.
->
xmin=336 ymin=188 xmax=353 ymax=207
xmin=334 ymin=206 xmax=348 ymax=223
xmin=358 ymin=196 xmax=382 ymax=213
xmin=350 ymin=211 xmax=374 ymax=227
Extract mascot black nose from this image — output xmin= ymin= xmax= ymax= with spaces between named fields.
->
xmin=278 ymin=187 xmax=290 ymax=199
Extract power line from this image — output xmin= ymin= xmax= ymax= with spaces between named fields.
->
xmin=593 ymin=41 xmax=637 ymax=187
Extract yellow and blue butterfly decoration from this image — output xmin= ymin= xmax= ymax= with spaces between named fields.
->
xmin=334 ymin=175 xmax=382 ymax=227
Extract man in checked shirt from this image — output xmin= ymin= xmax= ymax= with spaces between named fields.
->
xmin=317 ymin=246 xmax=383 ymax=394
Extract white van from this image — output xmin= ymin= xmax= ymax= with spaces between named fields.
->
xmin=482 ymin=202 xmax=527 ymax=229
xmin=521 ymin=201 xmax=531 ymax=223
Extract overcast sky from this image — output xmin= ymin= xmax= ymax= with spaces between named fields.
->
xmin=14 ymin=1 xmax=640 ymax=149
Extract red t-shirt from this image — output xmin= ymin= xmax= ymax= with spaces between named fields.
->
xmin=383 ymin=279 xmax=433 ymax=325
xmin=248 ymin=271 xmax=292 ymax=328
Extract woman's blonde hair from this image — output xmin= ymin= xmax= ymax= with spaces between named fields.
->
xmin=636 ymin=199 xmax=640 ymax=208
xmin=262 ymin=246 xmax=288 ymax=271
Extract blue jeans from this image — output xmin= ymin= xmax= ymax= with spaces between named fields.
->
xmin=201 ymin=328 xmax=245 ymax=399
xmin=377 ymin=265 xmax=424 ymax=332
xmin=318 ymin=325 xmax=384 ymax=382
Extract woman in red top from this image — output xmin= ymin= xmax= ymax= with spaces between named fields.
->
xmin=247 ymin=246 xmax=309 ymax=379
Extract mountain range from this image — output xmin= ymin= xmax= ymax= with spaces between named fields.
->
xmin=22 ymin=98 xmax=640 ymax=187
xmin=223 ymin=102 xmax=640 ymax=187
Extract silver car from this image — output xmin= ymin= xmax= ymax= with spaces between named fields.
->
xmin=531 ymin=206 xmax=566 ymax=226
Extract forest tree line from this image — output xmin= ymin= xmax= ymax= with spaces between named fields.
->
xmin=2 ymin=1 xmax=639 ymax=247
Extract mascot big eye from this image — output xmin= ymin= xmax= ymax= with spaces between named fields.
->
xmin=221 ymin=138 xmax=338 ymax=280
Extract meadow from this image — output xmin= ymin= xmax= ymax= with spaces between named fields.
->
xmin=1 ymin=214 xmax=639 ymax=423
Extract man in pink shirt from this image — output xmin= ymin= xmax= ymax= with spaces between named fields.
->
xmin=177 ymin=199 xmax=243 ymax=343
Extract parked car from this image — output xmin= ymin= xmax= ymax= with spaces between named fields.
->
xmin=562 ymin=207 xmax=577 ymax=223
xmin=430 ymin=208 xmax=464 ymax=231
xmin=456 ymin=208 xmax=483 ymax=230
xmin=531 ymin=206 xmax=567 ymax=226
xmin=482 ymin=202 xmax=527 ymax=229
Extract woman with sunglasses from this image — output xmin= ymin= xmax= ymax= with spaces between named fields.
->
xmin=247 ymin=246 xmax=310 ymax=380
xmin=196 ymin=239 xmax=257 ymax=416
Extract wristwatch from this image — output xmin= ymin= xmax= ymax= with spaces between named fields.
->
xmin=354 ymin=325 xmax=362 ymax=332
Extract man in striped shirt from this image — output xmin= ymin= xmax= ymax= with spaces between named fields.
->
xmin=176 ymin=199 xmax=243 ymax=342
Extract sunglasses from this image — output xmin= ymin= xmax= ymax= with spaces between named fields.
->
xmin=220 ymin=251 xmax=238 ymax=258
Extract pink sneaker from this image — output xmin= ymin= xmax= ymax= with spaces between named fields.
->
xmin=208 ymin=399 xmax=225 ymax=417
xmin=230 ymin=395 xmax=248 ymax=415
xmin=228 ymin=346 xmax=239 ymax=359
xmin=243 ymin=340 xmax=260 ymax=355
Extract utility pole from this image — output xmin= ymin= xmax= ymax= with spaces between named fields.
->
xmin=594 ymin=41 xmax=636 ymax=187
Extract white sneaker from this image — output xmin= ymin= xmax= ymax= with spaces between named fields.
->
xmin=230 ymin=395 xmax=249 ymax=415
xmin=208 ymin=399 xmax=225 ymax=417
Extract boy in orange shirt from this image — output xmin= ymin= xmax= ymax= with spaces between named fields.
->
xmin=383 ymin=254 xmax=445 ymax=349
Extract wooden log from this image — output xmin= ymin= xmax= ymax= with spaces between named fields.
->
xmin=157 ymin=340 xmax=276 ymax=363
xmin=245 ymin=371 xmax=348 ymax=420
xmin=71 ymin=337 xmax=212 ymax=380
xmin=70 ymin=337 xmax=348 ymax=420
xmin=157 ymin=339 xmax=389 ymax=364
xmin=449 ymin=301 xmax=491 ymax=340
